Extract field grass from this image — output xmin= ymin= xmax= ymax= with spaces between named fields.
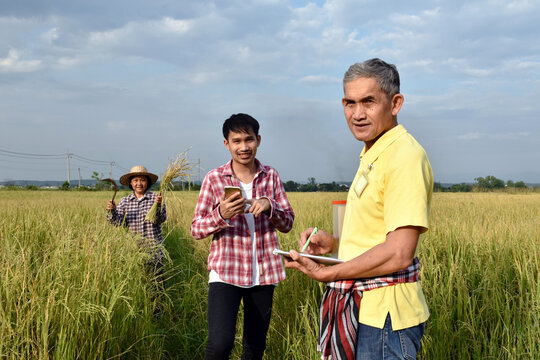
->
xmin=1 ymin=190 xmax=538 ymax=359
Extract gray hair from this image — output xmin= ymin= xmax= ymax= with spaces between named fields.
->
xmin=343 ymin=58 xmax=400 ymax=98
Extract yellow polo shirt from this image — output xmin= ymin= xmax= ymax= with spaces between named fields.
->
xmin=338 ymin=124 xmax=433 ymax=330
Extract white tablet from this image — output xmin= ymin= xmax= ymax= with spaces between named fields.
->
xmin=273 ymin=249 xmax=344 ymax=265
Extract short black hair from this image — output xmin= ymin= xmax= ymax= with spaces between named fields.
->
xmin=222 ymin=113 xmax=260 ymax=139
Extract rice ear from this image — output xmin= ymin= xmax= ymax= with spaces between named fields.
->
xmin=145 ymin=150 xmax=193 ymax=224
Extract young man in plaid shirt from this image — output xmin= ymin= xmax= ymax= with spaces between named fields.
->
xmin=191 ymin=113 xmax=295 ymax=360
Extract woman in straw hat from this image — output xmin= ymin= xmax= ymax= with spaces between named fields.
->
xmin=106 ymin=165 xmax=166 ymax=270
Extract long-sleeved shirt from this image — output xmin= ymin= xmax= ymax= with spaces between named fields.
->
xmin=107 ymin=191 xmax=166 ymax=260
xmin=191 ymin=159 xmax=294 ymax=286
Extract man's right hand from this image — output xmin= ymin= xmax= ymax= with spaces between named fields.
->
xmin=219 ymin=192 xmax=246 ymax=220
xmin=299 ymin=228 xmax=335 ymax=255
xmin=107 ymin=200 xmax=116 ymax=211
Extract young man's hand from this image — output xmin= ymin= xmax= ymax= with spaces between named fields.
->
xmin=219 ymin=192 xmax=246 ymax=220
xmin=246 ymin=198 xmax=271 ymax=218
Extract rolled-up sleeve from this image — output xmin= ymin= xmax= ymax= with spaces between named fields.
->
xmin=265 ymin=172 xmax=294 ymax=233
xmin=190 ymin=174 xmax=229 ymax=239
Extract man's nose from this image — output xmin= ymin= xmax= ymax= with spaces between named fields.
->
xmin=352 ymin=104 xmax=366 ymax=119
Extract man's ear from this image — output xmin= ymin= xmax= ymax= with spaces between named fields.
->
xmin=391 ymin=94 xmax=404 ymax=116
xmin=224 ymin=138 xmax=230 ymax=151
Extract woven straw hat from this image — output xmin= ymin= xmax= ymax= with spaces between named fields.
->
xmin=119 ymin=165 xmax=158 ymax=187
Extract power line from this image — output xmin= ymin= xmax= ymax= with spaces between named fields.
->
xmin=0 ymin=147 xmax=125 ymax=181
xmin=71 ymin=154 xmax=110 ymax=165
xmin=0 ymin=149 xmax=65 ymax=159
xmin=0 ymin=148 xmax=113 ymax=164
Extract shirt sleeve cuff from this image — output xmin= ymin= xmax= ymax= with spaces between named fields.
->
xmin=214 ymin=205 xmax=233 ymax=227
xmin=260 ymin=196 xmax=274 ymax=218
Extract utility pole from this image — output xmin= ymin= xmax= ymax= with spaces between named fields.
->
xmin=66 ymin=153 xmax=72 ymax=185
xmin=198 ymin=158 xmax=201 ymax=184
xmin=109 ymin=162 xmax=115 ymax=179
xmin=78 ymin=168 xmax=81 ymax=188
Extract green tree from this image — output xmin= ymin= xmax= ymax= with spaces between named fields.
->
xmin=61 ymin=181 xmax=70 ymax=190
xmin=474 ymin=175 xmax=504 ymax=191
xmin=284 ymin=181 xmax=299 ymax=192
xmin=92 ymin=171 xmax=104 ymax=190
xmin=299 ymin=177 xmax=317 ymax=192
xmin=449 ymin=183 xmax=472 ymax=192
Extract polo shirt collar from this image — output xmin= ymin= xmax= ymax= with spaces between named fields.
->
xmin=359 ymin=124 xmax=407 ymax=164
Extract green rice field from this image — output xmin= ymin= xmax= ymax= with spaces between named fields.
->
xmin=1 ymin=190 xmax=538 ymax=359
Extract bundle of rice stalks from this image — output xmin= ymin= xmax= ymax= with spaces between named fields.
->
xmin=145 ymin=150 xmax=193 ymax=223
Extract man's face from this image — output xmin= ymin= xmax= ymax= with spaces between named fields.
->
xmin=342 ymin=77 xmax=403 ymax=150
xmin=130 ymin=176 xmax=148 ymax=195
xmin=224 ymin=128 xmax=261 ymax=167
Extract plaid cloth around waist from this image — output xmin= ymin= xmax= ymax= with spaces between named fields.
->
xmin=318 ymin=257 xmax=420 ymax=360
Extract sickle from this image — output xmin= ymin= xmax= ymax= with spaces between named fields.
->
xmin=101 ymin=178 xmax=118 ymax=202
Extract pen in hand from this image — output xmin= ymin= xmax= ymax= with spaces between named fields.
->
xmin=301 ymin=227 xmax=318 ymax=253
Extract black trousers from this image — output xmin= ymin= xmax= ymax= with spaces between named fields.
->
xmin=204 ymin=282 xmax=275 ymax=360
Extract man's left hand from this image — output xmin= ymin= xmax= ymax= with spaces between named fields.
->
xmin=284 ymin=250 xmax=334 ymax=282
xmin=246 ymin=198 xmax=271 ymax=218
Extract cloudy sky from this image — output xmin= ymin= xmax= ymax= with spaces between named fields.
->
xmin=1 ymin=0 xmax=539 ymax=184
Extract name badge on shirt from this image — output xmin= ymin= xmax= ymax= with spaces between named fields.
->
xmin=354 ymin=164 xmax=373 ymax=197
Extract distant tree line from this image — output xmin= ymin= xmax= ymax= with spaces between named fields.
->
xmin=435 ymin=175 xmax=529 ymax=192
xmin=2 ymin=174 xmax=535 ymax=193
xmin=283 ymin=177 xmax=349 ymax=192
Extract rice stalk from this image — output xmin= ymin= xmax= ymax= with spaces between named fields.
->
xmin=145 ymin=150 xmax=193 ymax=223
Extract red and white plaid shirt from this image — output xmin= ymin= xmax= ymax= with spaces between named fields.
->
xmin=107 ymin=191 xmax=166 ymax=260
xmin=191 ymin=159 xmax=294 ymax=286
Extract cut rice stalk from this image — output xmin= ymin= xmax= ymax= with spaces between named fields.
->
xmin=145 ymin=150 xmax=193 ymax=223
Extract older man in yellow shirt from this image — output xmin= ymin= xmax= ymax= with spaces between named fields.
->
xmin=285 ymin=58 xmax=433 ymax=360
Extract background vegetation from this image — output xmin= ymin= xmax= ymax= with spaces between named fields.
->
xmin=1 ymin=190 xmax=538 ymax=359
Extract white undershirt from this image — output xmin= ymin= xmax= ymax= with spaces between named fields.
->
xmin=209 ymin=181 xmax=260 ymax=287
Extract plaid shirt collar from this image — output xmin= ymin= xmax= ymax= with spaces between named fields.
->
xmin=221 ymin=158 xmax=268 ymax=180
xmin=126 ymin=191 xmax=152 ymax=202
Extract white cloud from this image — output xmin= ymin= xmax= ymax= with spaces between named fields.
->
xmin=57 ymin=57 xmax=81 ymax=67
xmin=444 ymin=58 xmax=492 ymax=77
xmin=0 ymin=49 xmax=41 ymax=72
xmin=107 ymin=121 xmax=128 ymax=131
xmin=458 ymin=132 xmax=530 ymax=140
xmin=389 ymin=13 xmax=423 ymax=27
xmin=41 ymin=27 xmax=59 ymax=43
xmin=421 ymin=7 xmax=441 ymax=18
xmin=298 ymin=75 xmax=340 ymax=84
xmin=88 ymin=26 xmax=130 ymax=47
xmin=161 ymin=17 xmax=192 ymax=34
xmin=506 ymin=0 xmax=536 ymax=12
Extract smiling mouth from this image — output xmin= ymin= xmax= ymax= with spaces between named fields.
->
xmin=354 ymin=122 xmax=370 ymax=128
